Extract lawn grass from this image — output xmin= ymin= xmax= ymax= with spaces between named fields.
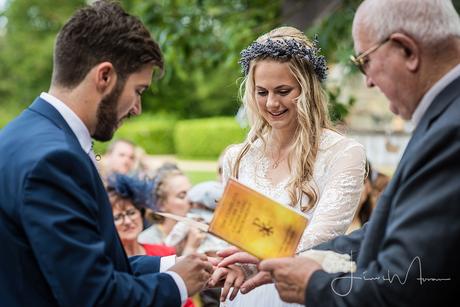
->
xmin=184 ymin=170 xmax=218 ymax=184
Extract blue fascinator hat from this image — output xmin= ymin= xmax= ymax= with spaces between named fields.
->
xmin=107 ymin=174 xmax=155 ymax=210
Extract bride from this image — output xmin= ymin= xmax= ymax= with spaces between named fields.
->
xmin=213 ymin=26 xmax=366 ymax=307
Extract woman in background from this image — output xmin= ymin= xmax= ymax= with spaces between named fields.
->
xmin=107 ymin=174 xmax=175 ymax=256
xmin=138 ymin=169 xmax=204 ymax=256
xmin=347 ymin=161 xmax=391 ymax=233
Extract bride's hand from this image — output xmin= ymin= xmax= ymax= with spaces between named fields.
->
xmin=217 ymin=247 xmax=260 ymax=267
xmin=208 ymin=264 xmax=245 ymax=301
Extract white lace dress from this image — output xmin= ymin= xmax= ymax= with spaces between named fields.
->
xmin=221 ymin=129 xmax=366 ymax=307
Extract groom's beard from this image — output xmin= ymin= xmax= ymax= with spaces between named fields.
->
xmin=92 ymin=81 xmax=124 ymax=142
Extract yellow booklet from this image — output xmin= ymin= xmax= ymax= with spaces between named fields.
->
xmin=208 ymin=178 xmax=308 ymax=260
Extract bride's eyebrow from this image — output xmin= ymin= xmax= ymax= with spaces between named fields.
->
xmin=255 ymin=85 xmax=292 ymax=89
xmin=274 ymin=85 xmax=293 ymax=89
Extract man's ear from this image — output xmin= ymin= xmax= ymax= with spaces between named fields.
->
xmin=389 ymin=33 xmax=420 ymax=72
xmin=94 ymin=62 xmax=117 ymax=94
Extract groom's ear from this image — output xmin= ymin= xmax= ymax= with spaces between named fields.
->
xmin=93 ymin=62 xmax=118 ymax=95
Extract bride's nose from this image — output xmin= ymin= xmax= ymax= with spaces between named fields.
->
xmin=266 ymin=92 xmax=280 ymax=109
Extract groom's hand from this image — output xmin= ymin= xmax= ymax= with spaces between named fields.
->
xmin=168 ymin=253 xmax=214 ymax=296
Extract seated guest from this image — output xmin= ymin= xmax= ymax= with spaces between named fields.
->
xmin=103 ymin=139 xmax=136 ymax=175
xmin=371 ymin=168 xmax=390 ymax=203
xmin=106 ymin=174 xmax=175 ymax=256
xmin=138 ymin=169 xmax=204 ymax=256
xmin=165 ymin=180 xmax=228 ymax=256
xmin=347 ymin=160 xmax=375 ymax=233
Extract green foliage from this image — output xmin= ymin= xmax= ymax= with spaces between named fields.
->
xmin=93 ymin=113 xmax=177 ymax=155
xmin=0 ymin=108 xmax=19 ymax=129
xmin=327 ymin=86 xmax=355 ymax=123
xmin=0 ymin=0 xmax=86 ymax=108
xmin=128 ymin=0 xmax=281 ymax=118
xmin=308 ymin=0 xmax=361 ymax=66
xmin=312 ymin=0 xmax=460 ymax=69
xmin=174 ymin=117 xmax=247 ymax=159
xmin=306 ymin=0 xmax=362 ymax=122
xmin=0 ymin=0 xmax=281 ymax=119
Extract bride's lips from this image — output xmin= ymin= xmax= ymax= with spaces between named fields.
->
xmin=268 ymin=109 xmax=288 ymax=118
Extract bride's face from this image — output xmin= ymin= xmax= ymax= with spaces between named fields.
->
xmin=253 ymin=60 xmax=301 ymax=133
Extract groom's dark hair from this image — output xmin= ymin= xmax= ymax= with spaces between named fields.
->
xmin=52 ymin=0 xmax=163 ymax=88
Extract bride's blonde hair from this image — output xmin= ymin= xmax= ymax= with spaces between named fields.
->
xmin=232 ymin=26 xmax=334 ymax=212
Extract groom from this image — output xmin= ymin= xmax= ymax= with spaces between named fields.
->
xmin=0 ymin=1 xmax=212 ymax=306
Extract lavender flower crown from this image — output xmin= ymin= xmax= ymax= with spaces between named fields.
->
xmin=239 ymin=36 xmax=328 ymax=82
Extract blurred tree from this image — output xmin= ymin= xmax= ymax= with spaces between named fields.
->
xmin=312 ymin=0 xmax=460 ymax=70
xmin=0 ymin=0 xmax=85 ymax=110
xmin=4 ymin=0 xmax=457 ymax=122
xmin=129 ymin=0 xmax=281 ymax=118
xmin=0 ymin=0 xmax=281 ymax=118
xmin=310 ymin=0 xmax=460 ymax=123
xmin=308 ymin=0 xmax=360 ymax=66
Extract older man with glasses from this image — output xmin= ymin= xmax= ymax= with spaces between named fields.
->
xmin=217 ymin=1 xmax=460 ymax=306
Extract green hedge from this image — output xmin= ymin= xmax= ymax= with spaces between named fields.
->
xmin=0 ymin=108 xmax=21 ymax=129
xmin=0 ymin=115 xmax=9 ymax=129
xmin=0 ymin=111 xmax=247 ymax=160
xmin=94 ymin=114 xmax=177 ymax=155
xmin=174 ymin=117 xmax=247 ymax=159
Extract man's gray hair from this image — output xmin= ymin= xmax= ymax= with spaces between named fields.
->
xmin=353 ymin=0 xmax=460 ymax=46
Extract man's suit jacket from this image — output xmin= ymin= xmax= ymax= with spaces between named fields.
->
xmin=306 ymin=75 xmax=460 ymax=307
xmin=0 ymin=98 xmax=181 ymax=306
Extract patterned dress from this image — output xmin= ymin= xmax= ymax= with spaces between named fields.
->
xmin=221 ymin=129 xmax=366 ymax=307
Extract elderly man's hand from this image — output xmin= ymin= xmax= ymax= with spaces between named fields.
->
xmin=259 ymin=257 xmax=322 ymax=304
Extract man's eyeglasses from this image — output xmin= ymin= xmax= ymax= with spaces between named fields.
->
xmin=350 ymin=38 xmax=390 ymax=74
xmin=113 ymin=208 xmax=140 ymax=225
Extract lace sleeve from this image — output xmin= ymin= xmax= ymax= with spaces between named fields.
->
xmin=221 ymin=144 xmax=240 ymax=184
xmin=297 ymin=141 xmax=366 ymax=254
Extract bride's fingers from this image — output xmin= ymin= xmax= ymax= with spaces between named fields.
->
xmin=229 ymin=271 xmax=245 ymax=300
xmin=216 ymin=246 xmax=241 ymax=258
xmin=218 ymin=252 xmax=259 ymax=267
xmin=208 ymin=267 xmax=228 ymax=287
xmin=220 ymin=273 xmax=236 ymax=302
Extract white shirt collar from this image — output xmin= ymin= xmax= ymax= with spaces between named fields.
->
xmin=412 ymin=63 xmax=460 ymax=127
xmin=39 ymin=92 xmax=93 ymax=155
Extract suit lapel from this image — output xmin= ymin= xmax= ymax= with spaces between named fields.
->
xmin=28 ymin=97 xmax=101 ymax=172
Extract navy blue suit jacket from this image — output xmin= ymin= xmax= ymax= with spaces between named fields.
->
xmin=0 ymin=98 xmax=181 ymax=306
xmin=305 ymin=76 xmax=460 ymax=306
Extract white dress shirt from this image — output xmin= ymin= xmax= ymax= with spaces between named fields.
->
xmin=411 ymin=63 xmax=460 ymax=127
xmin=40 ymin=92 xmax=188 ymax=305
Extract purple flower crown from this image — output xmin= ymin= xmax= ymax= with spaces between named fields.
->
xmin=239 ymin=36 xmax=328 ymax=82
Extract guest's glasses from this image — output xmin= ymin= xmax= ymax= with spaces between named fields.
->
xmin=113 ymin=208 xmax=140 ymax=226
xmin=350 ymin=38 xmax=390 ymax=74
